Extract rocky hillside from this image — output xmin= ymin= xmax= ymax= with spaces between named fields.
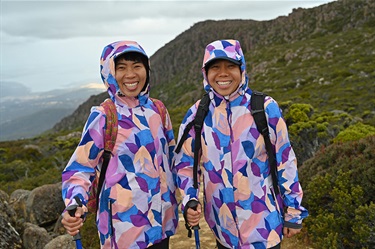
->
xmin=151 ymin=0 xmax=374 ymax=92
xmin=53 ymin=0 xmax=375 ymax=135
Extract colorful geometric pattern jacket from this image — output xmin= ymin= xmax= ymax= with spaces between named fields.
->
xmin=62 ymin=41 xmax=178 ymax=248
xmin=174 ymin=39 xmax=308 ymax=249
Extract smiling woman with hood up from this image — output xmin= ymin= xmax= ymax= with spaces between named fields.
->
xmin=61 ymin=41 xmax=178 ymax=249
xmin=175 ymin=39 xmax=308 ymax=249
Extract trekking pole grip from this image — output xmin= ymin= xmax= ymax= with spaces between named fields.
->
xmin=186 ymin=200 xmax=200 ymax=230
xmin=66 ymin=205 xmax=82 ymax=241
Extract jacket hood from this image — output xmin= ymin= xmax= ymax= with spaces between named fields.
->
xmin=201 ymin=39 xmax=249 ymax=98
xmin=100 ymin=40 xmax=150 ymax=101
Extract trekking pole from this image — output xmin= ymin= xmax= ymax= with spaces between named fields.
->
xmin=186 ymin=200 xmax=201 ymax=249
xmin=66 ymin=204 xmax=83 ymax=249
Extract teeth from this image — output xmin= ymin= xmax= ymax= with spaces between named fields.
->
xmin=217 ymin=81 xmax=231 ymax=86
xmin=125 ymin=82 xmax=138 ymax=87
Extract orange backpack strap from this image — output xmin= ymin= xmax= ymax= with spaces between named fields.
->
xmin=87 ymin=98 xmax=118 ymax=213
xmin=100 ymin=98 xmax=118 ymax=152
xmin=150 ymin=98 xmax=167 ymax=127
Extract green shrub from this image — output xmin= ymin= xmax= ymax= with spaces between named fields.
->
xmin=283 ymin=103 xmax=314 ymax=125
xmin=333 ymin=123 xmax=375 ymax=143
xmin=300 ymin=136 xmax=375 ymax=248
xmin=307 ymin=213 xmax=339 ymax=249
xmin=305 ymin=170 xmax=365 ymax=248
xmin=352 ymin=202 xmax=375 ymax=248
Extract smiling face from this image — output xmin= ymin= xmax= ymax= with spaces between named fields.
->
xmin=115 ymin=57 xmax=147 ymax=97
xmin=206 ymin=59 xmax=242 ymax=96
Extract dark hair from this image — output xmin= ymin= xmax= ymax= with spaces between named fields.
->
xmin=115 ymin=52 xmax=150 ymax=86
xmin=204 ymin=58 xmax=241 ymax=73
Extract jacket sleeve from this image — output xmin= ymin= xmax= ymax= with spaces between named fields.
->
xmin=61 ymin=107 xmax=106 ymax=210
xmin=174 ymin=101 xmax=201 ymax=213
xmin=265 ymin=97 xmax=309 ymax=226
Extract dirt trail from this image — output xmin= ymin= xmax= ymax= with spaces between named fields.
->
xmin=170 ymin=217 xmax=304 ymax=249
xmin=170 ymin=210 xmax=216 ymax=248
xmin=170 ymin=186 xmax=306 ymax=249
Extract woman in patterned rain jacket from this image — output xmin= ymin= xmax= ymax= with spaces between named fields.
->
xmin=174 ymin=39 xmax=308 ymax=249
xmin=61 ymin=40 xmax=178 ymax=249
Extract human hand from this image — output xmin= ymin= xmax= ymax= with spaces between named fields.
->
xmin=61 ymin=206 xmax=85 ymax=236
xmin=283 ymin=227 xmax=301 ymax=238
xmin=186 ymin=203 xmax=202 ymax=227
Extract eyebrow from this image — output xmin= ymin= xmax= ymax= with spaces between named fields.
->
xmin=116 ymin=60 xmax=142 ymax=66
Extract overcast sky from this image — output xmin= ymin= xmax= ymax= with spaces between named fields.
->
xmin=1 ymin=0 xmax=334 ymax=93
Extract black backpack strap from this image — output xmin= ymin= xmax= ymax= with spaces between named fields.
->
xmin=175 ymin=121 xmax=194 ymax=153
xmin=192 ymin=93 xmax=210 ymax=189
xmin=175 ymin=93 xmax=210 ymax=189
xmin=95 ymin=150 xmax=111 ymax=211
xmin=251 ymin=91 xmax=279 ymax=196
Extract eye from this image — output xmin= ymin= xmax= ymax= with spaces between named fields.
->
xmin=133 ymin=63 xmax=144 ymax=69
xmin=116 ymin=65 xmax=125 ymax=70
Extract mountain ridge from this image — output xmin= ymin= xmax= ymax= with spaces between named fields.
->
xmin=53 ymin=0 xmax=375 ymax=134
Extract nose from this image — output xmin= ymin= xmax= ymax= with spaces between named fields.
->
xmin=124 ymin=68 xmax=136 ymax=78
xmin=218 ymin=65 xmax=229 ymax=76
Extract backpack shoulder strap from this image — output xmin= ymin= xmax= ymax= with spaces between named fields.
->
xmin=95 ymin=98 xmax=118 ymax=211
xmin=101 ymin=98 xmax=118 ymax=152
xmin=250 ymin=91 xmax=279 ymax=195
xmin=150 ymin=98 xmax=167 ymax=127
xmin=251 ymin=91 xmax=268 ymax=135
xmin=175 ymin=93 xmax=210 ymax=189
xmin=192 ymin=93 xmax=210 ymax=189
xmin=175 ymin=93 xmax=210 ymax=153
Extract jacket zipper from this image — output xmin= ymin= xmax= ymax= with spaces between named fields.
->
xmin=226 ymin=99 xmax=242 ymax=247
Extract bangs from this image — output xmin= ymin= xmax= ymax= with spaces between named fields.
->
xmin=115 ymin=52 xmax=148 ymax=67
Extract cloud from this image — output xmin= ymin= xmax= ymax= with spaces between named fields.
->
xmin=1 ymin=1 xmax=332 ymax=40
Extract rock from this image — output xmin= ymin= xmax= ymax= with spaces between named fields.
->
xmin=10 ymin=189 xmax=31 ymax=220
xmin=44 ymin=234 xmax=76 ymax=249
xmin=53 ymin=215 xmax=67 ymax=236
xmin=23 ymin=222 xmax=52 ymax=249
xmin=0 ymin=190 xmax=23 ymax=249
xmin=26 ymin=182 xmax=65 ymax=228
xmin=0 ymin=190 xmax=16 ymax=219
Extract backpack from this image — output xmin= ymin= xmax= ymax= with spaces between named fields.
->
xmin=175 ymin=91 xmax=279 ymax=195
xmin=86 ymin=97 xmax=168 ymax=214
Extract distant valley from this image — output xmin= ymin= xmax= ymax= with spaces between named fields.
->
xmin=0 ymin=84 xmax=105 ymax=141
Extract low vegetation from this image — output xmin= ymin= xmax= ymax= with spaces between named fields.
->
xmin=299 ymin=136 xmax=375 ymax=249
